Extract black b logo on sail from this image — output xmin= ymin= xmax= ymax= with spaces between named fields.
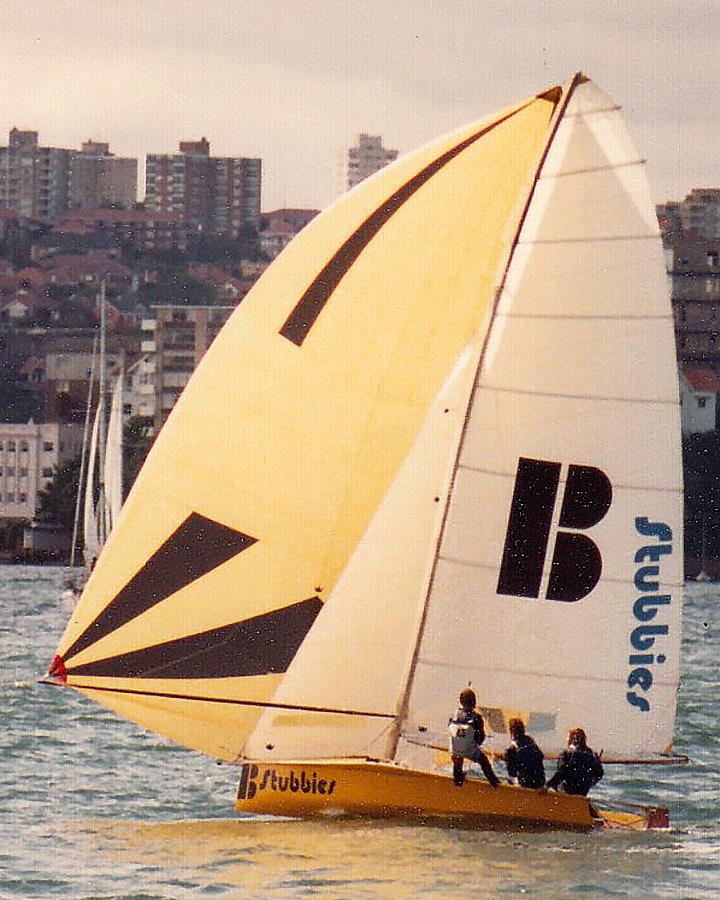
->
xmin=497 ymin=458 xmax=612 ymax=602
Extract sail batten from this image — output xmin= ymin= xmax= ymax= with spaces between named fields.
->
xmin=519 ymin=234 xmax=660 ymax=244
xmin=540 ymin=159 xmax=644 ymax=178
xmin=430 ymin=553 xmax=684 ymax=591
xmin=465 ymin=386 xmax=679 ymax=404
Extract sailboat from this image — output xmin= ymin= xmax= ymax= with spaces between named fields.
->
xmin=66 ymin=286 xmax=124 ymax=598
xmin=44 ymin=74 xmax=684 ymax=832
xmin=82 ymin=373 xmax=123 ymax=566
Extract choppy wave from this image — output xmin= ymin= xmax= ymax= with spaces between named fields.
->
xmin=2 ymin=568 xmax=719 ymax=898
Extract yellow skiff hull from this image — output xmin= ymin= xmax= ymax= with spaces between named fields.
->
xmin=234 ymin=759 xmax=660 ymax=831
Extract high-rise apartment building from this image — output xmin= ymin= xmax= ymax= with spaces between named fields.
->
xmin=668 ymin=233 xmax=720 ymax=370
xmin=0 ymin=421 xmax=83 ymax=520
xmin=658 ymin=189 xmax=720 ymax=240
xmin=341 ymin=134 xmax=398 ymax=193
xmin=145 ymin=139 xmax=261 ymax=236
xmin=0 ymin=128 xmax=70 ymax=222
xmin=69 ymin=140 xmax=138 ymax=210
xmin=0 ymin=130 xmax=137 ymax=222
xmin=141 ymin=304 xmax=235 ymax=426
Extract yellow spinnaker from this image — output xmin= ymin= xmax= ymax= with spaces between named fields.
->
xmin=51 ymin=89 xmax=559 ymax=761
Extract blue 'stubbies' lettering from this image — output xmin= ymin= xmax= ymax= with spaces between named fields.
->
xmin=626 ymin=691 xmax=651 ymax=712
xmin=634 ymin=565 xmax=660 ymax=591
xmin=633 ymin=595 xmax=670 ymax=621
xmin=635 ymin=544 xmax=672 ymax=564
xmin=631 ymin=624 xmax=669 ymax=651
xmin=627 ymin=518 xmax=672 ymax=713
xmin=635 ymin=518 xmax=673 ymax=542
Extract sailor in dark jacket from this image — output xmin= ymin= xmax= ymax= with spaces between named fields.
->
xmin=504 ymin=718 xmax=546 ymax=788
xmin=547 ymin=727 xmax=604 ymax=796
xmin=448 ymin=688 xmax=499 ymax=788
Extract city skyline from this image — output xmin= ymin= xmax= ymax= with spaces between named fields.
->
xmin=2 ymin=1 xmax=717 ymax=211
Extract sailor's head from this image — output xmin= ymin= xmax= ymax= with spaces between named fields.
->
xmin=567 ymin=727 xmax=587 ymax=748
xmin=509 ymin=718 xmax=525 ymax=739
xmin=459 ymin=688 xmax=476 ymax=711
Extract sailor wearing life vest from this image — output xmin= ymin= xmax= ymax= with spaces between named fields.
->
xmin=547 ymin=727 xmax=604 ymax=796
xmin=448 ymin=688 xmax=500 ymax=788
xmin=503 ymin=718 xmax=546 ymax=788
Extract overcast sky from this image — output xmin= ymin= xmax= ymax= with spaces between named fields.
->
xmin=1 ymin=1 xmax=715 ymax=210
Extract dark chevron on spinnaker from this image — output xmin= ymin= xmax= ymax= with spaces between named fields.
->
xmin=65 ymin=598 xmax=323 ymax=679
xmin=64 ymin=513 xmax=257 ymax=661
xmin=279 ymin=103 xmax=532 ymax=346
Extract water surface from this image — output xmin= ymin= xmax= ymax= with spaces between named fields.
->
xmin=2 ymin=567 xmax=718 ymax=898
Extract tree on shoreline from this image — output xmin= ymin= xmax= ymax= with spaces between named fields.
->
xmin=36 ymin=415 xmax=155 ymax=538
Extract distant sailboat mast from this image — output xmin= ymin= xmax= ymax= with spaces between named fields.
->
xmin=96 ymin=281 xmax=108 ymax=547
xmin=69 ymin=335 xmax=98 ymax=569
xmin=82 ymin=282 xmax=116 ymax=568
xmin=103 ymin=374 xmax=124 ymax=537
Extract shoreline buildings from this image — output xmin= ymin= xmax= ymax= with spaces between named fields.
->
xmin=0 ymin=129 xmax=70 ymax=222
xmin=141 ymin=304 xmax=234 ymax=427
xmin=0 ymin=421 xmax=83 ymax=521
xmin=0 ymin=130 xmax=263 ymax=240
xmin=69 ymin=140 xmax=137 ymax=211
xmin=339 ymin=134 xmax=398 ymax=193
xmin=145 ymin=139 xmax=261 ymax=236
xmin=0 ymin=129 xmax=138 ymax=221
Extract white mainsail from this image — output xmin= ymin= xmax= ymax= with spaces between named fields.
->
xmin=82 ymin=396 xmax=103 ymax=567
xmin=245 ymin=78 xmax=683 ymax=766
xmin=103 ymin=374 xmax=124 ymax=536
xmin=399 ymin=79 xmax=683 ymax=762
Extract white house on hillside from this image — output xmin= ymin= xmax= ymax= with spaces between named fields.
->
xmin=680 ymin=367 xmax=720 ymax=434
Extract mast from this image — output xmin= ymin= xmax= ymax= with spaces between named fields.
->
xmin=388 ymin=74 xmax=585 ymax=758
xmin=96 ymin=281 xmax=108 ymax=546
xmin=69 ymin=335 xmax=98 ymax=568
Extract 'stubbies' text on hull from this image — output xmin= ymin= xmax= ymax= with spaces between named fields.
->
xmin=235 ymin=759 xmax=666 ymax=832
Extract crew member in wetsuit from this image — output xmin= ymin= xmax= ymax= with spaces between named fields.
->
xmin=448 ymin=688 xmax=500 ymax=788
xmin=503 ymin=718 xmax=546 ymax=788
xmin=547 ymin=727 xmax=604 ymax=796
